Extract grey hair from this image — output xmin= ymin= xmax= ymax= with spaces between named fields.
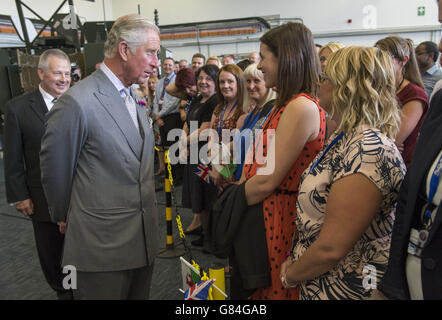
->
xmin=104 ymin=14 xmax=159 ymax=59
xmin=38 ymin=49 xmax=70 ymax=71
xmin=243 ymin=63 xmax=277 ymax=106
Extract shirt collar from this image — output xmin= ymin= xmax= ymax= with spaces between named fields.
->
xmin=100 ymin=62 xmax=127 ymax=96
xmin=164 ymin=72 xmax=175 ymax=81
xmin=425 ymin=64 xmax=439 ymax=75
xmin=38 ymin=84 xmax=56 ymax=105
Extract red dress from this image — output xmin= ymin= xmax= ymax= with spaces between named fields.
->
xmin=244 ymin=93 xmax=326 ymax=300
xmin=396 ymin=82 xmax=428 ymax=167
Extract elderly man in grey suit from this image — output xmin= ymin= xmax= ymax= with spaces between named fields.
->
xmin=40 ymin=14 xmax=161 ymax=300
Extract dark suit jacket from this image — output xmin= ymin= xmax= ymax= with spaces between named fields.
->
xmin=4 ymin=89 xmax=51 ymax=222
xmin=208 ymin=182 xmax=271 ymax=290
xmin=379 ymin=89 xmax=442 ymax=299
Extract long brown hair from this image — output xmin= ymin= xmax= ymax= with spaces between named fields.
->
xmin=215 ymin=64 xmax=246 ymax=117
xmin=259 ymin=22 xmax=321 ymax=108
xmin=375 ymin=35 xmax=425 ymax=89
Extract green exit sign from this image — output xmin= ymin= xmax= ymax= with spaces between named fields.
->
xmin=418 ymin=6 xmax=425 ymax=16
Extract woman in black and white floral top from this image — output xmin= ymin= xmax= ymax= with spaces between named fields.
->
xmin=279 ymin=46 xmax=406 ymax=300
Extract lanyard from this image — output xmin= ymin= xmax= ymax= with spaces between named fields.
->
xmin=185 ymin=96 xmax=193 ymax=115
xmin=309 ymin=132 xmax=344 ymax=174
xmin=255 ymin=107 xmax=273 ymax=130
xmin=241 ymin=110 xmax=261 ymax=131
xmin=422 ymin=153 xmax=442 ymax=228
xmin=218 ymin=101 xmax=237 ymax=137
xmin=244 ymin=106 xmax=279 ymax=178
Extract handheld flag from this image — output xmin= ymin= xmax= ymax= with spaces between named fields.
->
xmin=180 ymin=257 xmax=201 ymax=291
xmin=211 ymin=142 xmax=237 ymax=178
xmin=184 ymin=279 xmax=215 ymax=300
xmin=194 ymin=163 xmax=212 ymax=184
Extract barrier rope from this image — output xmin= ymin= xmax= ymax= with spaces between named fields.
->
xmin=163 ymin=150 xmax=212 ymax=299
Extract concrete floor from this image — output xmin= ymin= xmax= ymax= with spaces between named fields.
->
xmin=0 ymin=157 xmax=228 ymax=300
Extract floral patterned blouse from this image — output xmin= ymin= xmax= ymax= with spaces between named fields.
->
xmin=292 ymin=126 xmax=406 ymax=300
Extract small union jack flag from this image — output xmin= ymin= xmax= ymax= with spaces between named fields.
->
xmin=184 ymin=279 xmax=214 ymax=300
xmin=194 ymin=163 xmax=211 ymax=184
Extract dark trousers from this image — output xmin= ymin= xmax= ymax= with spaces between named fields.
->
xmin=73 ymin=264 xmax=155 ymax=300
xmin=159 ymin=112 xmax=183 ymax=148
xmin=31 ymin=219 xmax=72 ymax=299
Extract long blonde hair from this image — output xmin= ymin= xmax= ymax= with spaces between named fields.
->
xmin=318 ymin=41 xmax=344 ymax=57
xmin=325 ymin=46 xmax=401 ymax=139
xmin=147 ymin=76 xmax=158 ymax=105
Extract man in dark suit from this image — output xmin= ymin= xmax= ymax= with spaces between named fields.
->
xmin=40 ymin=14 xmax=160 ymax=300
xmin=3 ymin=49 xmax=72 ymax=299
xmin=375 ymin=0 xmax=442 ymax=300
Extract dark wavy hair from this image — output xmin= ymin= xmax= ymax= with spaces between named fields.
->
xmin=236 ymin=59 xmax=253 ymax=71
xmin=259 ymin=22 xmax=321 ymax=108
xmin=175 ymin=67 xmax=196 ymax=90
xmin=196 ymin=64 xmax=219 ymax=83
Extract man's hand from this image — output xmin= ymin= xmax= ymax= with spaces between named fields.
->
xmin=58 ymin=222 xmax=67 ymax=234
xmin=15 ymin=199 xmax=34 ymax=216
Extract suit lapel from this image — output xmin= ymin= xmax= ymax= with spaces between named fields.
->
xmin=93 ymin=70 xmax=143 ymax=160
xmin=412 ymin=124 xmax=442 ymax=245
xmin=29 ymin=90 xmax=48 ymax=124
xmin=137 ymin=101 xmax=155 ymax=165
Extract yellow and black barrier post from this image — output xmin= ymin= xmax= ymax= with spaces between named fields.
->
xmin=165 ymin=176 xmax=174 ymax=250
xmin=157 ymin=149 xmax=185 ymax=258
xmin=155 ymin=151 xmax=227 ymax=298
xmin=209 ymin=263 xmax=226 ymax=300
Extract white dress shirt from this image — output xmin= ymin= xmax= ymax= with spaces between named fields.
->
xmin=39 ymin=85 xmax=57 ymax=111
xmin=100 ymin=62 xmax=140 ymax=131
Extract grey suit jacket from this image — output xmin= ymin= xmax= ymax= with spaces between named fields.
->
xmin=40 ymin=69 xmax=159 ymax=272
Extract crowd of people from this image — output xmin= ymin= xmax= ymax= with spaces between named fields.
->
xmin=2 ymin=4 xmax=442 ymax=300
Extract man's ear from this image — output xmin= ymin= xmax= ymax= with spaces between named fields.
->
xmin=37 ymin=68 xmax=44 ymax=81
xmin=428 ymin=52 xmax=435 ymax=63
xmin=118 ymin=41 xmax=130 ymax=62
